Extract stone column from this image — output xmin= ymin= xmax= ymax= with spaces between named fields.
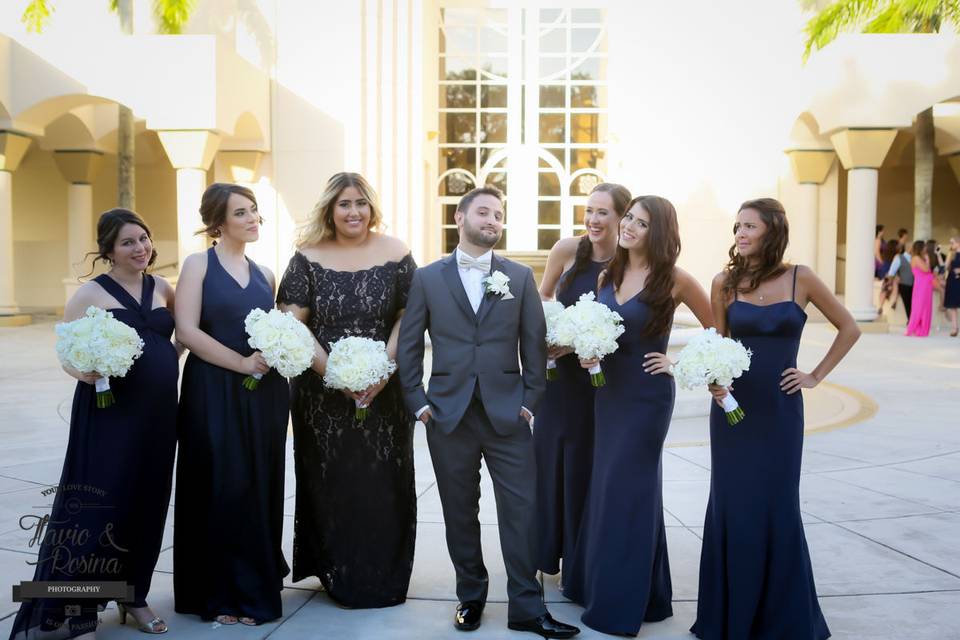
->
xmin=829 ymin=128 xmax=898 ymax=322
xmin=156 ymin=131 xmax=221 ymax=270
xmin=785 ymin=149 xmax=835 ymax=270
xmin=53 ymin=150 xmax=104 ymax=303
xmin=0 ymin=132 xmax=32 ymax=320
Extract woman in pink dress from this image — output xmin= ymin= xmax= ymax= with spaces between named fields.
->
xmin=906 ymin=240 xmax=935 ymax=337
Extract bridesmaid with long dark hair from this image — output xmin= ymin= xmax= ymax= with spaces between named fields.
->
xmin=563 ymin=195 xmax=713 ymax=635
xmin=692 ymin=198 xmax=859 ymax=640
xmin=9 ymin=210 xmax=178 ymax=640
xmin=534 ymin=182 xmax=630 ymax=586
xmin=173 ymin=184 xmax=290 ymax=625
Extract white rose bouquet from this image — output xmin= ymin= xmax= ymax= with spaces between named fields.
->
xmin=243 ymin=308 xmax=315 ymax=390
xmin=551 ymin=292 xmax=624 ymax=387
xmin=323 ymin=336 xmax=397 ymax=421
xmin=55 ymin=306 xmax=145 ymax=409
xmin=542 ymin=300 xmax=566 ymax=380
xmin=671 ymin=327 xmax=752 ymax=425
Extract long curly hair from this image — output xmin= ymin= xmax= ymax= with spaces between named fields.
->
xmin=721 ymin=198 xmax=789 ymax=301
xmin=558 ymin=182 xmax=632 ymax=294
xmin=603 ymin=195 xmax=681 ymax=337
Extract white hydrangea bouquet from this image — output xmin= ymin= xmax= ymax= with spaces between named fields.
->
xmin=243 ymin=308 xmax=315 ymax=390
xmin=550 ymin=292 xmax=624 ymax=387
xmin=323 ymin=336 xmax=397 ymax=421
xmin=542 ymin=300 xmax=566 ymax=380
xmin=55 ymin=306 xmax=144 ymax=409
xmin=671 ymin=327 xmax=752 ymax=425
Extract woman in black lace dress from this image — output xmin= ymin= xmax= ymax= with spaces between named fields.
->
xmin=277 ymin=172 xmax=417 ymax=608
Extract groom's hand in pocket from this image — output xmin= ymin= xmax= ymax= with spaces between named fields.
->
xmin=520 ymin=407 xmax=533 ymax=427
xmin=418 ymin=408 xmax=433 ymax=425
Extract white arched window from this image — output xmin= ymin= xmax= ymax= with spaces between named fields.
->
xmin=437 ymin=6 xmax=609 ymax=252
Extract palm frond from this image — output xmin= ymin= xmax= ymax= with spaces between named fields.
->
xmin=803 ymin=0 xmax=882 ymax=60
xmin=153 ymin=0 xmax=196 ymax=35
xmin=863 ymin=4 xmax=910 ymax=31
xmin=21 ymin=0 xmax=54 ymax=33
xmin=940 ymin=0 xmax=960 ymax=30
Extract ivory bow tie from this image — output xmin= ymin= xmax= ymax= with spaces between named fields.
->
xmin=457 ymin=253 xmax=491 ymax=272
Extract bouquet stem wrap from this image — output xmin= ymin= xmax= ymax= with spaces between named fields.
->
xmin=546 ymin=358 xmax=558 ymax=381
xmin=242 ymin=372 xmax=263 ymax=391
xmin=355 ymin=399 xmax=368 ymax=421
xmin=588 ymin=363 xmax=605 ymax=387
xmin=720 ymin=390 xmax=745 ymax=425
xmin=94 ymin=377 xmax=114 ymax=409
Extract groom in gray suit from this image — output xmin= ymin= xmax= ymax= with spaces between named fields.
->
xmin=397 ymin=187 xmax=578 ymax=638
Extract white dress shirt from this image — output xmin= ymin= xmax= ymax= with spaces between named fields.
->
xmin=416 ymin=247 xmax=532 ymax=427
xmin=456 ymin=246 xmax=492 ymax=313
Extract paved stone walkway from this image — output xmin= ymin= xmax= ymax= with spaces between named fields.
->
xmin=1 ymin=316 xmax=958 ymax=638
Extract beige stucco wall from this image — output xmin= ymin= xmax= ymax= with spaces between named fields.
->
xmin=4 ymin=0 xmax=960 ymax=312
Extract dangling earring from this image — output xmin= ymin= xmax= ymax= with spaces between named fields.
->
xmin=213 ymin=228 xmax=222 ymax=238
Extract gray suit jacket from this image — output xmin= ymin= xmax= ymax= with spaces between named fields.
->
xmin=397 ymin=252 xmax=547 ymax=435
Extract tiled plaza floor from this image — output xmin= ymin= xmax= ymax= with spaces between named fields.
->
xmin=1 ymin=315 xmax=958 ymax=639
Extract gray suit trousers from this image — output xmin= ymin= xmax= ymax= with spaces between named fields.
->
xmin=426 ymin=392 xmax=546 ymax=622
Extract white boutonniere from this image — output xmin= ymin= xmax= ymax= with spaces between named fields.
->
xmin=483 ymin=270 xmax=514 ymax=300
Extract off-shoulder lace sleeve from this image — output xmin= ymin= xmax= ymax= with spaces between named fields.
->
xmin=395 ymin=253 xmax=417 ymax=310
xmin=277 ymin=252 xmax=312 ymax=307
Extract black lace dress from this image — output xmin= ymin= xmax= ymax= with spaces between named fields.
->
xmin=277 ymin=250 xmax=417 ymax=608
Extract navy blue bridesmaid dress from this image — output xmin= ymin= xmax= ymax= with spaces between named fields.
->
xmin=534 ymin=259 xmax=606 ymax=577
xmin=563 ymin=281 xmax=674 ymax=635
xmin=692 ymin=266 xmax=830 ymax=640
xmin=9 ymin=274 xmax=177 ymax=640
xmin=174 ymin=247 xmax=290 ymax=622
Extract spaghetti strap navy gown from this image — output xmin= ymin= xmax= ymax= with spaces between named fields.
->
xmin=692 ymin=267 xmax=830 ymax=640
xmin=9 ymin=274 xmax=177 ymax=640
xmin=534 ymin=260 xmax=605 ymax=576
xmin=563 ymin=282 xmax=674 ymax=635
xmin=174 ymin=248 xmax=290 ymax=622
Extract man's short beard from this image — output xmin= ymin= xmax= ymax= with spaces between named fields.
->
xmin=464 ymin=225 xmax=500 ymax=248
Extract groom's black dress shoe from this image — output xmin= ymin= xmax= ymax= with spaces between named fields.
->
xmin=508 ymin=612 xmax=580 ymax=638
xmin=454 ymin=601 xmax=484 ymax=631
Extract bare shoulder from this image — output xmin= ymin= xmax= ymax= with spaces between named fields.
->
xmin=792 ymin=263 xmax=816 ymax=281
xmin=673 ymin=266 xmax=696 ymax=287
xmin=71 ymin=280 xmax=105 ymax=306
xmin=373 ymin=233 xmax=411 ymax=262
xmin=549 ymin=236 xmax=581 ymax=259
xmin=64 ymin=281 xmax=107 ymax=319
xmin=258 ymin=263 xmax=276 ymax=286
xmin=371 ymin=232 xmax=410 ymax=258
xmin=152 ymin=274 xmax=174 ymax=296
xmin=711 ymin=271 xmax=727 ymax=289
xmin=181 ymin=250 xmax=207 ymax=273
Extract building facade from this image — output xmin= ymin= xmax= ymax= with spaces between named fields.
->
xmin=0 ymin=0 xmax=958 ymax=320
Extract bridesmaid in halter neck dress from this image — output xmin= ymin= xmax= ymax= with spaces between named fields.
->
xmin=174 ymin=184 xmax=290 ymax=626
xmin=693 ymin=198 xmax=860 ymax=640
xmin=9 ymin=209 xmax=178 ymax=640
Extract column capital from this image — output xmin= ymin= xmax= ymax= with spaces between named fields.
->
xmin=785 ymin=149 xmax=835 ymax=185
xmin=828 ymin=128 xmax=897 ymax=170
xmin=947 ymin=152 xmax=960 ymax=185
xmin=0 ymin=131 xmax=32 ymax=172
xmin=157 ymin=130 xmax=221 ymax=171
xmin=215 ymin=150 xmax=264 ymax=183
xmin=53 ymin=150 xmax=104 ymax=185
